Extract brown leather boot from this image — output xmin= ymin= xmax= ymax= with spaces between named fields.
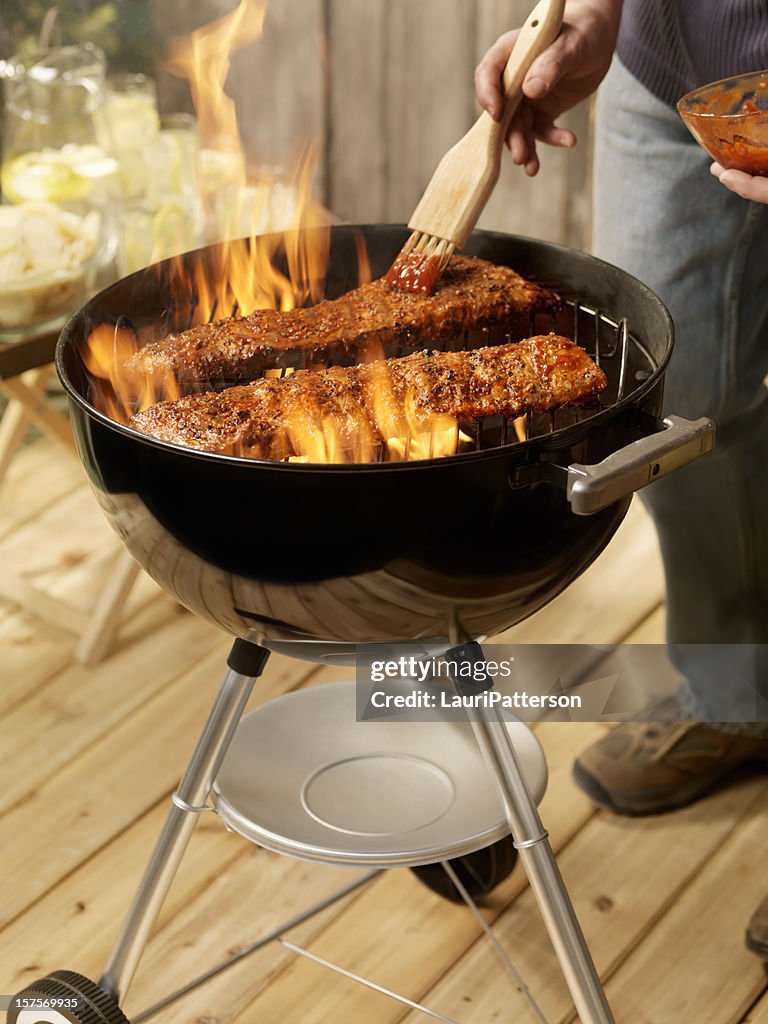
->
xmin=746 ymin=895 xmax=768 ymax=959
xmin=572 ymin=720 xmax=768 ymax=816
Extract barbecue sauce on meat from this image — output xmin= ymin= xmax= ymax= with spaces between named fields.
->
xmin=126 ymin=256 xmax=560 ymax=389
xmin=131 ymin=335 xmax=607 ymax=462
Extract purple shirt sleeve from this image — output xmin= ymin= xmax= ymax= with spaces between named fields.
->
xmin=617 ymin=0 xmax=768 ymax=107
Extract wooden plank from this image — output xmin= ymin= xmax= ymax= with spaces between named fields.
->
xmin=622 ymin=602 xmax=665 ymax=643
xmin=0 ymin=799 xmax=246 ymax=993
xmin=0 ymin=369 xmax=44 ymax=488
xmin=0 ymin=486 xmax=112 ymax=580
xmin=744 ymin=992 xmax=768 ymax=1024
xmin=75 ymin=553 xmax=144 ymax=665
xmin=477 ymin=100 xmax=592 ymax=248
xmin=0 ymin=436 xmax=85 ymax=542
xmin=0 ymin=550 xmax=162 ymax=717
xmin=0 ymin=600 xmax=221 ymax=815
xmin=148 ymin=0 xmax=590 ymax=248
xmin=383 ymin=1 xmax=479 ymax=222
xmin=326 ymin=0 xmax=389 ymax=223
xmin=0 ymin=572 xmax=90 ymax=634
xmin=0 ymin=376 xmax=76 ymax=453
xmin=0 ymin=797 xmax=369 ymax=1024
xmin=602 ymin=787 xmax=768 ymax=1024
xmin=0 ymin=643 xmax=315 ymax=929
xmin=228 ymin=0 xmax=327 ymax=187
xmin=148 ymin=0 xmax=203 ymax=118
xmin=0 ymin=664 xmax=352 ymax=992
xmin=0 ymin=332 xmax=59 ymax=380
xmin=231 ymin=720 xmax=606 ymax=1024
xmin=0 ymin=608 xmax=76 ymax=713
xmin=398 ymin=779 xmax=768 ymax=1024
xmin=0 ymin=481 xmax=161 ymax=711
xmin=124 ymin=847 xmax=370 ymax=1023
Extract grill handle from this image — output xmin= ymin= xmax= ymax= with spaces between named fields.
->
xmin=566 ymin=415 xmax=715 ymax=516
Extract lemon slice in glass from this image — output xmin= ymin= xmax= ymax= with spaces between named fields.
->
xmin=2 ymin=153 xmax=91 ymax=203
xmin=1 ymin=145 xmax=119 ymax=204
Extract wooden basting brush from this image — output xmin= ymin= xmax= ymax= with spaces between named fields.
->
xmin=386 ymin=0 xmax=565 ymax=296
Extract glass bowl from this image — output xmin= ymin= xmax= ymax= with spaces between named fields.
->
xmin=677 ymin=68 xmax=768 ymax=175
xmin=0 ymin=203 xmax=114 ymax=341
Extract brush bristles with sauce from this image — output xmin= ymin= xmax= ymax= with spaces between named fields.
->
xmin=384 ymin=233 xmax=456 ymax=295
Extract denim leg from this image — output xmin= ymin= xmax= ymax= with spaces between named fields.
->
xmin=592 ymin=57 xmax=768 ymax=723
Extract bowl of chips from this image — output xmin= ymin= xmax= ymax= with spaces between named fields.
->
xmin=0 ymin=202 xmax=110 ymax=339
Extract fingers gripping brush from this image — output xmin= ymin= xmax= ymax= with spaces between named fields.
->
xmin=386 ymin=0 xmax=565 ymax=295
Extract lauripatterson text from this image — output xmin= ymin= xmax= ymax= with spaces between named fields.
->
xmin=368 ymin=690 xmax=583 ymax=710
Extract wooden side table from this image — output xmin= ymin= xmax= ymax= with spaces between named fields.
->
xmin=0 ymin=328 xmax=141 ymax=664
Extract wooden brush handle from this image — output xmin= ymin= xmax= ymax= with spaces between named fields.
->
xmin=406 ymin=0 xmax=565 ymax=249
xmin=497 ymin=0 xmax=566 ymax=139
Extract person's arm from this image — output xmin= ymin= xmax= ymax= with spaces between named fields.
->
xmin=475 ymin=0 xmax=623 ymax=175
xmin=710 ymin=163 xmax=768 ymax=204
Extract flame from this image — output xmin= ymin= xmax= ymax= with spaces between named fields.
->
xmin=82 ymin=322 xmax=181 ymax=424
xmin=85 ymin=0 xmax=336 ymax=420
xmin=81 ymin=0 xmax=470 ymax=462
xmin=238 ymin=361 xmax=473 ymax=465
xmin=164 ymin=0 xmax=267 ymax=154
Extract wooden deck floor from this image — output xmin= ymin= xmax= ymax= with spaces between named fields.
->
xmin=1 ymin=436 xmax=766 ymax=1024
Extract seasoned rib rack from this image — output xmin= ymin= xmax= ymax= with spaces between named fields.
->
xmin=131 ymin=335 xmax=607 ymax=462
xmin=126 ymin=255 xmax=559 ymax=390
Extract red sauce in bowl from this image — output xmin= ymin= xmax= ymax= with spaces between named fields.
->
xmin=678 ymin=71 xmax=768 ymax=176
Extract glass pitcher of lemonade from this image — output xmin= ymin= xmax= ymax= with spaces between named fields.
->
xmin=0 ymin=43 xmax=120 ymax=207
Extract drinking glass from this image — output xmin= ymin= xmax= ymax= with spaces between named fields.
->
xmin=116 ymin=113 xmax=202 ymax=274
xmin=95 ymin=72 xmax=161 ymax=199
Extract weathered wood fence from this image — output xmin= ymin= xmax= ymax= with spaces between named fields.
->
xmin=151 ymin=0 xmax=593 ymax=249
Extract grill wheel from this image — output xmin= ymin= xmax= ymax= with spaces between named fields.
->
xmin=410 ymin=833 xmax=518 ymax=903
xmin=7 ymin=971 xmax=130 ymax=1024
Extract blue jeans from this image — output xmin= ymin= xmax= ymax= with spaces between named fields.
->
xmin=593 ymin=57 xmax=768 ymax=724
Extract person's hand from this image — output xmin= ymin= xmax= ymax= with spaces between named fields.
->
xmin=710 ymin=162 xmax=768 ymax=204
xmin=475 ymin=0 xmax=622 ymax=175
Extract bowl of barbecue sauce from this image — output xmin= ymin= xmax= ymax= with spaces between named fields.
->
xmin=678 ymin=69 xmax=768 ymax=175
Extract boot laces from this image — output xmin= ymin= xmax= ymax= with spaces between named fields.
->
xmin=646 ymin=722 xmax=697 ymax=762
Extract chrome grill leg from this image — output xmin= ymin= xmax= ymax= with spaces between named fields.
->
xmin=447 ymin=641 xmax=616 ymax=1024
xmin=99 ymin=640 xmax=270 ymax=1004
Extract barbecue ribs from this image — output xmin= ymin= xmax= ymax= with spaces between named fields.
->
xmin=131 ymin=335 xmax=607 ymax=462
xmin=126 ymin=255 xmax=559 ymax=388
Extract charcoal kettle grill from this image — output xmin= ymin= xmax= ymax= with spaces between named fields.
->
xmin=9 ymin=226 xmax=714 ymax=1024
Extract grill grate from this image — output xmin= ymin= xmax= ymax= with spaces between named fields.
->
xmin=476 ymin=299 xmax=637 ymax=451
xmin=274 ymin=298 xmax=643 ymax=459
xmin=149 ymin=291 xmax=650 ymax=462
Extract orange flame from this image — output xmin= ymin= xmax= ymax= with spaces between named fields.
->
xmin=238 ymin=362 xmax=473 ymax=464
xmin=82 ymin=322 xmax=181 ymax=424
xmin=82 ymin=0 xmax=469 ymax=462
xmin=85 ymin=0 xmax=334 ymax=420
xmin=159 ymin=0 xmax=332 ymax=315
xmin=164 ymin=0 xmax=267 ymax=153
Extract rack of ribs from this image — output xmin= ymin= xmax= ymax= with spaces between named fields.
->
xmin=126 ymin=255 xmax=560 ymax=390
xmin=130 ymin=335 xmax=607 ymax=462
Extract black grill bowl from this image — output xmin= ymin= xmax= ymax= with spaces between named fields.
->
xmin=57 ymin=226 xmax=672 ymax=642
